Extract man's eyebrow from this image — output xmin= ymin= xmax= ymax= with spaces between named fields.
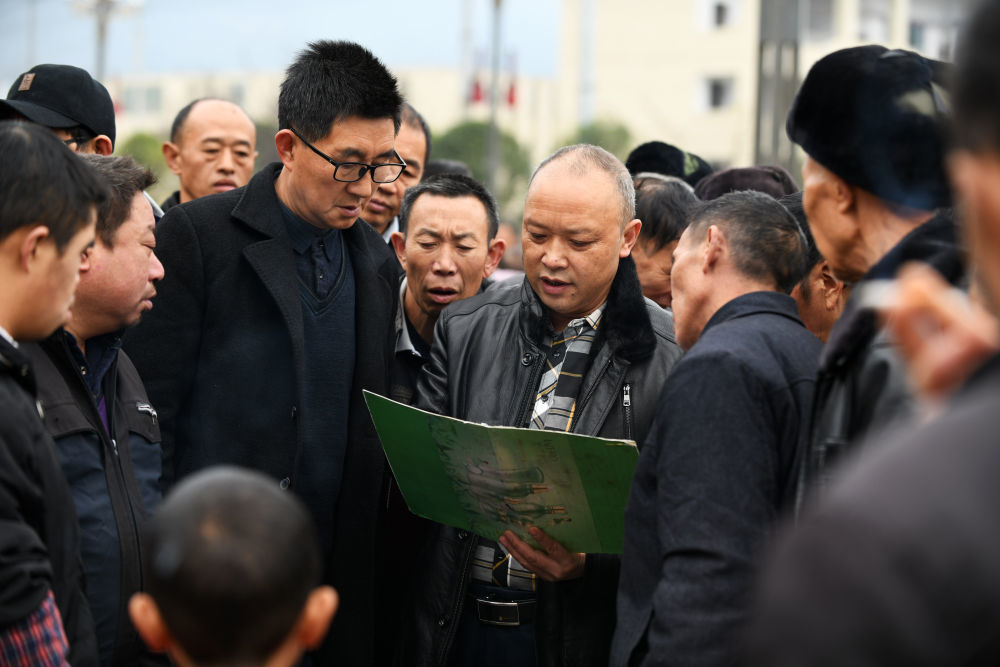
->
xmin=414 ymin=228 xmax=443 ymax=239
xmin=199 ymin=137 xmax=254 ymax=149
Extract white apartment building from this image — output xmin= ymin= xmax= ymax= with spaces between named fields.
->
xmin=107 ymin=0 xmax=970 ymax=187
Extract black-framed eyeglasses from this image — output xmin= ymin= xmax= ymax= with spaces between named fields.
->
xmin=61 ymin=133 xmax=93 ymax=150
xmin=290 ymin=127 xmax=405 ymax=184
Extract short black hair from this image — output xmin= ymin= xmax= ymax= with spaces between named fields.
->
xmin=635 ymin=176 xmax=699 ymax=251
xmin=278 ymin=40 xmax=402 ymax=142
xmin=687 ymin=190 xmax=808 ymax=294
xmin=422 ymin=158 xmax=473 ymax=181
xmin=143 ymin=466 xmax=322 ymax=665
xmin=402 ymin=102 xmax=432 ymax=164
xmin=0 ymin=120 xmax=108 ymax=251
xmin=779 ymin=191 xmax=822 ymax=270
xmin=79 ymin=155 xmax=156 ymax=246
xmin=953 ymin=0 xmax=1000 ymax=154
xmin=399 ymin=173 xmax=500 ymax=240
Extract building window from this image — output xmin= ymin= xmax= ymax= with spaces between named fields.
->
xmin=714 ymin=2 xmax=729 ymax=26
xmin=706 ymin=77 xmax=734 ymax=109
xmin=804 ymin=0 xmax=834 ymax=39
xmin=123 ymin=85 xmax=161 ymax=113
xmin=701 ymin=0 xmax=738 ymax=29
xmin=909 ymin=21 xmax=926 ymax=50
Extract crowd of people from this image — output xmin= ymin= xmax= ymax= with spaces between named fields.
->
xmin=2 ymin=2 xmax=1000 ymax=665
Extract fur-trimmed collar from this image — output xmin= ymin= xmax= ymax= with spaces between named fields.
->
xmin=519 ymin=255 xmax=657 ymax=363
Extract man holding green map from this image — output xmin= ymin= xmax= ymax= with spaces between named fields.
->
xmin=402 ymin=144 xmax=683 ymax=667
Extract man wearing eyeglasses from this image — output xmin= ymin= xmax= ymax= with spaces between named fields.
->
xmin=124 ymin=40 xmax=403 ymax=666
xmin=0 ymin=64 xmax=115 ymax=155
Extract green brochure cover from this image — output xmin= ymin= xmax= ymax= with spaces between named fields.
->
xmin=364 ymin=390 xmax=639 ymax=554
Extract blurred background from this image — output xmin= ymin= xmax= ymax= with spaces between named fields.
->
xmin=0 ymin=0 xmax=974 ymax=221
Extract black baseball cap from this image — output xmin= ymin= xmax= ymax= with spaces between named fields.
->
xmin=1 ymin=64 xmax=116 ymax=147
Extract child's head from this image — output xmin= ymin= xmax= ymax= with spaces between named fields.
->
xmin=129 ymin=466 xmax=337 ymax=667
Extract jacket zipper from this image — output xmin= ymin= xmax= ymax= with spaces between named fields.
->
xmin=622 ymin=382 xmax=632 ymax=441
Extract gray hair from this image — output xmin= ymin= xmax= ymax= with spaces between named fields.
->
xmin=529 ymin=144 xmax=636 ymax=228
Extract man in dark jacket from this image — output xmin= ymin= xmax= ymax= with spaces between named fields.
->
xmin=23 ymin=155 xmax=165 ymax=666
xmin=611 ymin=191 xmax=821 ymax=667
xmin=404 ymin=144 xmax=683 ymax=667
xmin=123 ymin=41 xmax=404 ymax=666
xmin=744 ymin=11 xmax=1000 ymax=662
xmin=0 ymin=121 xmax=108 ymax=666
xmin=786 ymin=45 xmax=964 ymax=504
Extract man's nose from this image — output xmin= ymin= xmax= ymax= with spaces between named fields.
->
xmin=218 ymin=148 xmax=235 ymax=174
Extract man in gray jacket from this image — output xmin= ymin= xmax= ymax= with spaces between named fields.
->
xmin=402 ymin=144 xmax=683 ymax=667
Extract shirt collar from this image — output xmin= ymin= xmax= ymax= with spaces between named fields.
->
xmin=395 ymin=277 xmax=420 ymax=356
xmin=0 ymin=325 xmax=17 ymax=349
xmin=278 ymin=199 xmax=337 ymax=257
xmin=381 ymin=217 xmax=399 ymax=243
xmin=61 ymin=328 xmax=123 ymax=397
xmin=562 ymin=303 xmax=605 ymax=334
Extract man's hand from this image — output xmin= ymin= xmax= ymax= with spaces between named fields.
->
xmin=883 ymin=263 xmax=999 ymax=403
xmin=498 ymin=527 xmax=585 ymax=582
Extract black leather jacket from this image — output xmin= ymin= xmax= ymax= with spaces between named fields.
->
xmin=798 ymin=209 xmax=965 ymax=509
xmin=403 ymin=258 xmax=683 ymax=667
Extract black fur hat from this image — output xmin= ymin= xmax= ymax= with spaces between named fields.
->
xmin=786 ymin=45 xmax=951 ymax=210
xmin=625 ymin=141 xmax=714 ymax=187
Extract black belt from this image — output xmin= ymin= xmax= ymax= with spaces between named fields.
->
xmin=473 ymin=597 xmax=537 ymax=626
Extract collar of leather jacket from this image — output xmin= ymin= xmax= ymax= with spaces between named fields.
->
xmin=518 ymin=254 xmax=658 ymax=364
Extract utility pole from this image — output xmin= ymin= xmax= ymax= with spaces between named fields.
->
xmin=485 ymin=0 xmax=502 ymax=196
xmin=73 ymin=0 xmax=140 ymax=81
xmin=754 ymin=0 xmax=799 ymax=176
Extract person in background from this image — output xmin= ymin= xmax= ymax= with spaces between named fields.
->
xmin=0 ymin=63 xmax=115 ymax=155
xmin=780 ymin=192 xmax=849 ymax=343
xmin=694 ymin=164 xmax=799 ymax=201
xmin=362 ymin=102 xmax=431 ymax=241
xmin=630 ymin=173 xmax=699 ymax=309
xmin=160 ymin=98 xmax=258 ymax=212
xmin=625 ymin=140 xmax=713 ymax=188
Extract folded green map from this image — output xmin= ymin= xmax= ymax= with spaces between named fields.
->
xmin=364 ymin=390 xmax=640 ymax=554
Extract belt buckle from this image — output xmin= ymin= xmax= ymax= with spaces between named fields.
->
xmin=475 ymin=598 xmax=522 ymax=627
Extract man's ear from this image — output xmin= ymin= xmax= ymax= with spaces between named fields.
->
xmin=296 ymin=586 xmax=339 ymax=650
xmin=275 ymin=130 xmax=296 ymax=167
xmin=92 ymin=135 xmax=113 ymax=156
xmin=483 ymin=237 xmax=507 ymax=278
xmin=832 ymin=172 xmax=857 ymax=217
xmin=19 ymin=225 xmax=51 ymax=272
xmin=619 ymin=218 xmax=642 ymax=258
xmin=162 ymin=142 xmax=182 ymax=175
xmin=818 ymin=260 xmax=845 ymax=312
xmin=390 ymin=231 xmax=407 ymax=270
xmin=128 ymin=593 xmax=172 ymax=653
xmin=703 ymin=224 xmax=725 ymax=271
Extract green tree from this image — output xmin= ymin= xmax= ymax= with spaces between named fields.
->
xmin=558 ymin=120 xmax=633 ymax=161
xmin=433 ymin=120 xmax=532 ymax=222
xmin=118 ymin=132 xmax=174 ymax=204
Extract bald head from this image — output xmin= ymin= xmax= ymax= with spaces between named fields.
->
xmin=530 ymin=144 xmax=635 ymax=229
xmin=163 ymin=99 xmax=258 ymax=203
